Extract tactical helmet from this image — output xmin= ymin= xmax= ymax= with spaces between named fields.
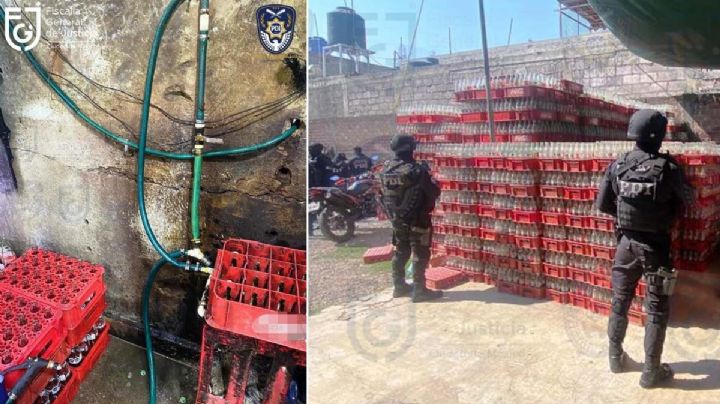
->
xmin=309 ymin=143 xmax=324 ymax=156
xmin=390 ymin=134 xmax=416 ymax=153
xmin=627 ymin=109 xmax=668 ymax=143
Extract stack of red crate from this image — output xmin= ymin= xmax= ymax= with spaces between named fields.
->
xmin=0 ymin=248 xmax=108 ymax=403
xmin=398 ymin=75 xmax=702 ymax=325
xmin=199 ymin=239 xmax=306 ymax=404
xmin=430 ymin=143 xmax=720 ymax=325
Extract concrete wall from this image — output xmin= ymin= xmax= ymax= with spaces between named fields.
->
xmin=310 ymin=31 xmax=720 ymax=155
xmin=0 ymin=0 xmax=306 ymax=347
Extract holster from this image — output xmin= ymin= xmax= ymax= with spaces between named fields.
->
xmin=646 ymin=267 xmax=678 ymax=296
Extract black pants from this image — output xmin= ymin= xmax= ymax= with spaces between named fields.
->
xmin=391 ymin=225 xmax=432 ymax=288
xmin=608 ymin=233 xmax=671 ymax=365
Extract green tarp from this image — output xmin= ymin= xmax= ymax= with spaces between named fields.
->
xmin=588 ymin=0 xmax=720 ymax=68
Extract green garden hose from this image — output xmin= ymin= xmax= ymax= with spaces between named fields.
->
xmin=142 ymin=250 xmax=183 ymax=404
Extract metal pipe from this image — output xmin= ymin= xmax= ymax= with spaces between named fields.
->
xmin=478 ymin=0 xmax=495 ymax=141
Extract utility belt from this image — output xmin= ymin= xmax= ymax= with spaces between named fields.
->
xmin=644 ymin=267 xmax=678 ymax=296
xmin=393 ymin=221 xmax=431 ymax=234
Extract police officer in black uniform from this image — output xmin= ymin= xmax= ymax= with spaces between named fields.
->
xmin=309 ymin=143 xmax=334 ymax=188
xmin=595 ymin=109 xmax=694 ymax=388
xmin=349 ymin=146 xmax=373 ymax=176
xmin=380 ymin=134 xmax=443 ymax=302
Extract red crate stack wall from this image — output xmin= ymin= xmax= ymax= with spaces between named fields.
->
xmin=398 ymin=75 xmax=715 ymax=325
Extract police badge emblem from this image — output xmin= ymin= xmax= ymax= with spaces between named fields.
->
xmin=256 ymin=4 xmax=296 ymax=54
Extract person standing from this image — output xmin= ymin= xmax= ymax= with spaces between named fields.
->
xmin=380 ymin=134 xmax=443 ymax=302
xmin=332 ymin=153 xmax=350 ymax=178
xmin=309 ymin=143 xmax=334 ymax=188
xmin=349 ymin=146 xmax=373 ymax=176
xmin=595 ymin=109 xmax=694 ymax=388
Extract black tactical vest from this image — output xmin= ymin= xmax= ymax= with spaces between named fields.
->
xmin=614 ymin=151 xmax=674 ymax=234
xmin=380 ymin=159 xmax=422 ymax=224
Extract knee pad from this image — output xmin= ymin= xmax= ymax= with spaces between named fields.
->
xmin=611 ymin=295 xmax=632 ymax=316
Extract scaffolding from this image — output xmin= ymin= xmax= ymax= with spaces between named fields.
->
xmin=557 ymin=0 xmax=605 ymax=37
xmin=321 ymin=43 xmax=374 ymax=77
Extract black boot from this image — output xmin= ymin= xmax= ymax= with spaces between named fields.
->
xmin=640 ymin=358 xmax=674 ymax=388
xmin=411 ymin=262 xmax=443 ymax=303
xmin=609 ymin=349 xmax=627 ymax=374
xmin=608 ymin=297 xmax=631 ymax=373
xmin=641 ymin=320 xmax=673 ymax=388
xmin=392 ymin=259 xmax=412 ymax=298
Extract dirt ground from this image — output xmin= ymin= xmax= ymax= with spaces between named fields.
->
xmin=308 ymin=225 xmax=720 ymax=403
xmin=309 ymin=219 xmax=394 ymax=313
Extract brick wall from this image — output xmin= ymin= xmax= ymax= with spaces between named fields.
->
xmin=310 ymin=31 xmax=720 ymax=149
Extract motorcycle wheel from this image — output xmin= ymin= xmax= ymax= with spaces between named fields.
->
xmin=318 ymin=208 xmax=356 ymax=243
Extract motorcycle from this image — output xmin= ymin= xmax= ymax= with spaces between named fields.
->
xmin=308 ymin=172 xmax=387 ymax=242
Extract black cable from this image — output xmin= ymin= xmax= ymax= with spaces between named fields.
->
xmin=206 ymin=91 xmax=301 ymax=129
xmin=49 ymin=72 xmax=193 ymax=149
xmin=166 ymin=92 xmax=302 ymax=147
xmin=207 ymin=93 xmax=302 ymax=138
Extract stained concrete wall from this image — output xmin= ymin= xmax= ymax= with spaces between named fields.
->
xmin=0 ymin=0 xmax=306 ymax=346
xmin=310 ymin=31 xmax=720 ymax=156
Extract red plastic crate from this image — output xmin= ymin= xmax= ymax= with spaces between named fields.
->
xmin=591 ymin=245 xmax=616 ymax=261
xmin=362 ymin=244 xmax=394 ymax=264
xmin=207 ymin=239 xmax=307 ymax=352
xmin=0 ymin=288 xmax=66 ymax=389
xmin=517 ymin=260 xmax=542 ymax=274
xmin=592 ymin=158 xmax=614 ymax=172
xmin=566 ymin=214 xmax=589 ymax=229
xmin=628 ymin=310 xmax=648 ymax=326
xmin=507 ymin=158 xmax=539 ymax=171
xmin=65 ymin=293 xmax=106 ymax=347
xmin=568 ymin=267 xmax=589 ymax=283
xmin=591 ymin=272 xmax=612 ymax=289
xmin=541 ymin=238 xmax=566 ymax=253
xmin=49 ymin=372 xmax=80 ymax=404
xmin=196 ymin=325 xmax=305 ymax=404
xmin=16 ymin=340 xmax=71 ymax=404
xmin=539 ymin=159 xmax=562 ymax=171
xmin=588 ymin=216 xmax=615 ymax=232
xmin=540 ymin=185 xmax=564 ymax=199
xmin=512 ymin=210 xmax=541 ymax=224
xmin=425 ymin=267 xmax=467 ymax=290
xmin=520 ymin=285 xmax=546 ymax=300
xmin=464 ymin=271 xmax=486 ymax=283
xmin=461 ymin=111 xmax=488 ymax=123
xmin=510 ymin=184 xmax=539 ymax=198
xmin=497 ymin=280 xmax=519 ymax=296
xmin=515 ymin=236 xmax=541 ymax=250
xmin=541 ymin=212 xmax=566 ymax=226
xmin=73 ymin=323 xmax=110 ymax=383
xmin=566 ymin=241 xmax=589 ymax=256
xmin=543 ymin=263 xmax=568 ymax=278
xmin=494 ymin=208 xmax=512 ymax=221
xmin=491 ymin=184 xmax=510 ymax=195
xmin=479 ymin=205 xmax=495 ymax=218
xmin=563 ymin=187 xmax=593 ymax=201
xmin=0 ymin=248 xmax=105 ymax=331
xmin=592 ymin=300 xmax=611 ymax=317
xmin=547 ymin=289 xmax=570 ymax=304
xmin=570 ymin=293 xmax=589 ymax=309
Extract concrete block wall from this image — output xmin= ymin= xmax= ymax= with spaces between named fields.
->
xmin=310 ymin=31 xmax=720 ymax=154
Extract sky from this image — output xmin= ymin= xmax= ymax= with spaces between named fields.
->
xmin=309 ymin=0 xmax=591 ymax=66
